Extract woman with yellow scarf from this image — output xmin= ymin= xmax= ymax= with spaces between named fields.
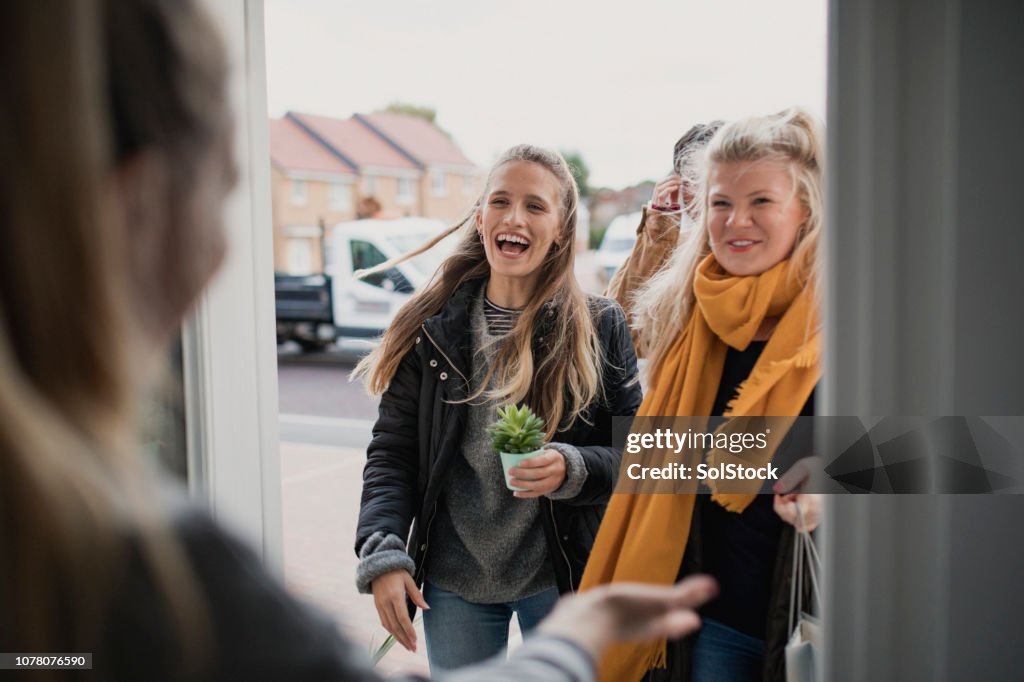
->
xmin=583 ymin=108 xmax=825 ymax=682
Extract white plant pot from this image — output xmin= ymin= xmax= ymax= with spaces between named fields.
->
xmin=499 ymin=448 xmax=544 ymax=491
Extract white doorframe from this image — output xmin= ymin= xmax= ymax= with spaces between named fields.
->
xmin=183 ymin=0 xmax=283 ymax=572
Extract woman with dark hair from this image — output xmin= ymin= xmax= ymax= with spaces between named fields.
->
xmin=354 ymin=144 xmax=644 ymax=673
xmin=0 ymin=1 xmax=718 ymax=680
xmin=606 ymin=122 xmax=722 ymax=354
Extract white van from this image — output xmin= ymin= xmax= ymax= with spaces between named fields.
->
xmin=596 ymin=211 xmax=642 ymax=284
xmin=275 ymin=217 xmax=458 ymax=349
xmin=326 ymin=217 xmax=458 ymax=337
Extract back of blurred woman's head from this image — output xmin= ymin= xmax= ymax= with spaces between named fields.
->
xmin=0 ymin=0 xmax=231 ymax=667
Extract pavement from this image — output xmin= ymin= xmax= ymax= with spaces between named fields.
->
xmin=281 ymin=438 xmax=431 ymax=676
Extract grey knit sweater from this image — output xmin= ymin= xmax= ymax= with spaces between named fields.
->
xmin=422 ymin=292 xmax=553 ymax=602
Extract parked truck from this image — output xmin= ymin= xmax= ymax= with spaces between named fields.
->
xmin=275 ymin=217 xmax=455 ymax=351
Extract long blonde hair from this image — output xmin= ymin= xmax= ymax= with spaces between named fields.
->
xmin=0 ymin=0 xmax=227 ymax=668
xmin=635 ymin=108 xmax=825 ymax=375
xmin=354 ymin=145 xmax=603 ymax=436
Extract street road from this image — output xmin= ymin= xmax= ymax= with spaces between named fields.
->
xmin=278 ymin=355 xmax=377 ymax=448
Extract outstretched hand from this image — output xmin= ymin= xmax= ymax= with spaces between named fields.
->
xmin=538 ymin=576 xmax=718 ymax=659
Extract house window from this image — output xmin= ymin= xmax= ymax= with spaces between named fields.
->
xmin=291 ymin=179 xmax=307 ymax=206
xmin=397 ymin=177 xmax=415 ymax=205
xmin=363 ymin=175 xmax=377 ymax=196
xmin=286 ymin=238 xmax=314 ymax=274
xmin=431 ymin=170 xmax=448 ymax=197
xmin=329 ymin=182 xmax=352 ymax=211
xmin=463 ymin=173 xmax=476 ymax=196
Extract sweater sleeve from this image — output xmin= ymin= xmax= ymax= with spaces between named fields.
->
xmin=355 ymin=531 xmax=416 ymax=594
xmin=438 ymin=636 xmax=594 ymax=682
xmin=545 ymin=441 xmax=587 ymax=501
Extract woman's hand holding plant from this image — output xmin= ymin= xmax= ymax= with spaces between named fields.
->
xmin=508 ymin=450 xmax=567 ymax=498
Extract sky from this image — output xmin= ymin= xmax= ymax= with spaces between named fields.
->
xmin=263 ymin=0 xmax=827 ymax=189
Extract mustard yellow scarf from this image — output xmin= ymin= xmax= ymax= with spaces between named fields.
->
xmin=580 ymin=255 xmax=820 ymax=682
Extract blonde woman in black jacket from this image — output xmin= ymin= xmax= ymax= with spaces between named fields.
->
xmin=354 ymin=145 xmax=644 ymax=674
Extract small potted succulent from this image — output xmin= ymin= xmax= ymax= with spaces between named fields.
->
xmin=488 ymin=404 xmax=547 ymax=491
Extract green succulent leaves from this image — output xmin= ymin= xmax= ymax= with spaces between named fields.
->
xmin=488 ymin=404 xmax=546 ymax=454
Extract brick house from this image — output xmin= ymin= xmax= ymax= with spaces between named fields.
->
xmin=269 ymin=111 xmax=481 ymax=274
xmin=269 ymin=116 xmax=358 ymax=274
xmin=352 ymin=112 xmax=481 ymax=221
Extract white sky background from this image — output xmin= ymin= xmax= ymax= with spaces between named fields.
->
xmin=263 ymin=0 xmax=827 ymax=189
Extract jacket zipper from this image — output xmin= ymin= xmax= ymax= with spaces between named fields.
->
xmin=421 ymin=324 xmax=469 ymax=385
xmin=414 ymin=502 xmax=439 ymax=582
xmin=417 ymin=325 xmax=462 ymax=586
xmin=548 ymin=499 xmax=575 ymax=593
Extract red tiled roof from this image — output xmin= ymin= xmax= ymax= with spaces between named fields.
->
xmin=269 ymin=117 xmax=355 ymax=176
xmin=291 ymin=112 xmax=419 ymax=172
xmin=359 ymin=112 xmax=477 ymax=168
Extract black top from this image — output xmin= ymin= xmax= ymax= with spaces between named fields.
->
xmin=90 ymin=503 xmax=596 ymax=681
xmin=698 ymin=341 xmax=815 ymax=640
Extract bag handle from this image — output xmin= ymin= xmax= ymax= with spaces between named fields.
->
xmin=788 ymin=500 xmax=823 ymax=635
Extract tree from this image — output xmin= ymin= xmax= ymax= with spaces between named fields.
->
xmin=383 ymin=102 xmax=451 ymax=137
xmin=561 ymin=149 xmax=591 ymax=198
xmin=385 ymin=102 xmax=437 ymax=125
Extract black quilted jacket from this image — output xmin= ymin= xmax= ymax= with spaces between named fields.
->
xmin=355 ymin=278 xmax=642 ymax=603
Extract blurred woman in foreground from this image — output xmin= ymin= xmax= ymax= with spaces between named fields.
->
xmin=0 ymin=0 xmax=715 ymax=679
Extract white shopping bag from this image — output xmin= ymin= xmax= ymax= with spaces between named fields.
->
xmin=785 ymin=505 xmax=821 ymax=682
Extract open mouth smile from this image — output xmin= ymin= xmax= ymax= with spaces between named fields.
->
xmin=495 ymin=232 xmax=531 ymax=257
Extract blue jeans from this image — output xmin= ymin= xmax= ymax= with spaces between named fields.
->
xmin=691 ymin=618 xmax=765 ymax=682
xmin=422 ymin=582 xmax=560 ymax=673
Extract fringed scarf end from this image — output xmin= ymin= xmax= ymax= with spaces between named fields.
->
xmin=710 ymin=491 xmax=748 ymax=513
xmin=648 ymin=640 xmax=669 ymax=671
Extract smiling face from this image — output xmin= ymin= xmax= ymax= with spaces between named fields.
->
xmin=707 ymin=159 xmax=808 ymax=276
xmin=476 ymin=160 xmax=564 ymax=298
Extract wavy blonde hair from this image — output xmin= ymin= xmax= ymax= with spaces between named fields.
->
xmin=354 ymin=145 xmax=604 ymax=437
xmin=634 ymin=108 xmax=825 ymax=376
